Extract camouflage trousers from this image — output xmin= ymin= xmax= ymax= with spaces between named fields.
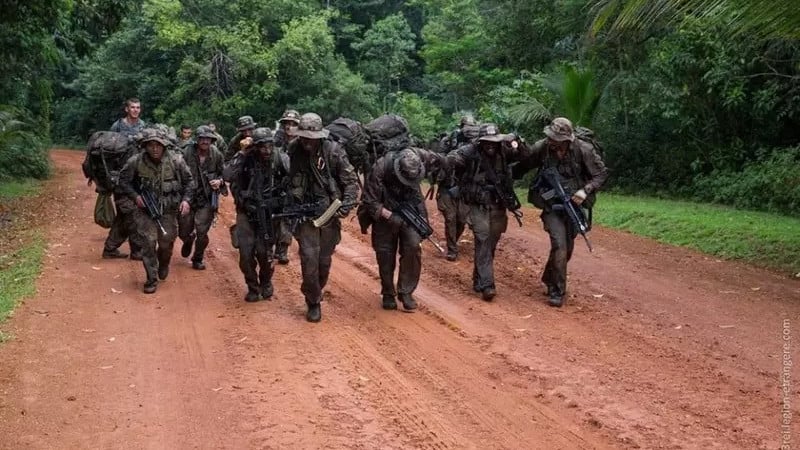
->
xmin=436 ymin=188 xmax=469 ymax=255
xmin=293 ymin=218 xmax=341 ymax=306
xmin=540 ymin=210 xmax=578 ymax=295
xmin=104 ymin=194 xmax=141 ymax=255
xmin=468 ymin=204 xmax=508 ymax=292
xmin=371 ymin=218 xmax=422 ymax=297
xmin=132 ymin=209 xmax=178 ymax=285
xmin=234 ymin=212 xmax=275 ymax=296
xmin=275 ymin=219 xmax=293 ymax=258
xmin=178 ymin=204 xmax=214 ymax=262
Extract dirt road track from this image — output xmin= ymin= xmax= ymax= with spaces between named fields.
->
xmin=0 ymin=150 xmax=798 ymax=449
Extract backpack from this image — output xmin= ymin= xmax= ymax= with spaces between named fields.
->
xmin=574 ymin=126 xmax=604 ymax=156
xmin=364 ymin=114 xmax=410 ymax=157
xmin=83 ymin=131 xmax=135 ymax=191
xmin=325 ymin=118 xmax=371 ymax=173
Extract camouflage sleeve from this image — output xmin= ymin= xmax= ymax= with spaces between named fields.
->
xmin=361 ymin=155 xmax=387 ymax=221
xmin=223 ymin=151 xmax=246 ymax=183
xmin=211 ymin=148 xmax=225 ymax=181
xmin=174 ymin=154 xmax=195 ymax=204
xmin=332 ymin=145 xmax=359 ymax=206
xmin=445 ymin=143 xmax=477 ymax=170
xmin=579 ymin=142 xmax=608 ymax=194
xmin=117 ymin=154 xmax=140 ymax=201
xmin=224 ymin=133 xmax=242 ymax=162
xmin=511 ymin=139 xmax=545 ymax=179
xmin=109 ymin=119 xmax=121 ymax=133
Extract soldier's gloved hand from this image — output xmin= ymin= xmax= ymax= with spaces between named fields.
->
xmin=335 ymin=205 xmax=352 ymax=218
xmin=240 ymin=137 xmax=253 ymax=152
xmin=388 ymin=213 xmax=404 ymax=228
xmin=571 ymin=189 xmax=587 ymax=206
xmin=179 ymin=200 xmax=191 ymax=216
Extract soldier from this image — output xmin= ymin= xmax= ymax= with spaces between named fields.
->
xmin=446 ymin=123 xmax=529 ymax=301
xmin=361 ymin=147 xmax=442 ymax=311
xmin=110 ymin=98 xmax=147 ymax=137
xmin=178 ymin=125 xmax=226 ymax=270
xmin=519 ymin=117 xmax=608 ymax=307
xmin=435 ymin=115 xmax=479 ymax=261
xmin=273 ymin=109 xmax=301 ymax=264
xmin=178 ymin=124 xmax=193 ymax=149
xmin=117 ymin=127 xmax=194 ymax=294
xmin=102 ymin=97 xmax=147 ymax=260
xmin=286 ymin=113 xmax=359 ymax=322
xmin=206 ymin=121 xmax=228 ymax=156
xmin=224 ymin=127 xmax=289 ymax=302
xmin=225 ymin=115 xmax=258 ymax=161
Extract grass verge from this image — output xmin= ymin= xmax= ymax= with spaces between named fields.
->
xmin=0 ymin=235 xmax=45 ymax=322
xmin=0 ymin=179 xmax=40 ymax=198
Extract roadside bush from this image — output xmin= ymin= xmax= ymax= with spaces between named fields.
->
xmin=0 ymin=106 xmax=51 ymax=180
xmin=693 ymin=146 xmax=800 ymax=215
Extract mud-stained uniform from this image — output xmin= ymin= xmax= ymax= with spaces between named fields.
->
xmin=178 ymin=143 xmax=225 ymax=265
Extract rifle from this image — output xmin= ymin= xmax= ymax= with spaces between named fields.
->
xmin=243 ymin=165 xmax=281 ymax=242
xmin=140 ymin=186 xmax=167 ymax=235
xmin=272 ymin=198 xmax=348 ymax=230
xmin=538 ymin=167 xmax=593 ymax=252
xmin=493 ymin=181 xmax=524 ymax=227
xmin=384 ymin=197 xmax=446 ymax=254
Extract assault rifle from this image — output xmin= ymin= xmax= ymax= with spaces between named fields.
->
xmin=538 ymin=167 xmax=593 ymax=252
xmin=493 ymin=180 xmax=524 ymax=227
xmin=272 ymin=198 xmax=351 ymax=230
xmin=140 ymin=186 xmax=167 ymax=235
xmin=243 ymin=175 xmax=284 ymax=242
xmin=384 ymin=197 xmax=446 ymax=254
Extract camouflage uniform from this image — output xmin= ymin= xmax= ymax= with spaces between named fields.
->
xmin=110 ymin=117 xmax=147 ymax=138
xmin=178 ymin=126 xmax=226 ymax=269
xmin=223 ymin=127 xmax=289 ymax=302
xmin=273 ymin=109 xmax=301 ymax=263
xmin=117 ymin=128 xmax=194 ymax=293
xmin=224 ymin=116 xmax=257 ymax=162
xmin=287 ymin=113 xmax=359 ymax=322
xmin=361 ymin=148 xmax=441 ymax=311
xmin=519 ymin=118 xmax=608 ymax=307
xmin=446 ymin=124 xmax=530 ymax=301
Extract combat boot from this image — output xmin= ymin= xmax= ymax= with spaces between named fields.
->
xmin=143 ymin=281 xmax=158 ymax=294
xmin=446 ymin=251 xmax=458 ymax=262
xmin=244 ymin=290 xmax=260 ymax=302
xmin=181 ymin=234 xmax=195 ymax=258
xmin=102 ymin=248 xmax=128 ymax=259
xmin=398 ymin=293 xmax=417 ymax=311
xmin=130 ymin=252 xmax=143 ymax=261
xmin=191 ymin=260 xmax=206 ymax=270
xmin=275 ymin=244 xmax=290 ymax=265
xmin=547 ymin=288 xmax=564 ymax=307
xmin=260 ymin=281 xmax=274 ymax=300
xmin=158 ymin=264 xmax=170 ymax=280
xmin=306 ymin=303 xmax=322 ymax=323
xmin=481 ymin=287 xmax=497 ymax=301
xmin=382 ymin=295 xmax=397 ymax=310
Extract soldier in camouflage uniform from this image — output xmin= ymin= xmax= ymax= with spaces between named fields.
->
xmin=361 ymin=147 xmax=442 ymax=311
xmin=435 ymin=115 xmax=478 ymax=261
xmin=206 ymin=121 xmax=228 ymax=156
xmin=224 ymin=127 xmax=290 ymax=302
xmin=446 ymin=123 xmax=530 ymax=301
xmin=178 ymin=125 xmax=194 ymax=149
xmin=286 ymin=113 xmax=359 ymax=322
xmin=117 ymin=127 xmax=194 ymax=294
xmin=178 ymin=125 xmax=226 ymax=270
xmin=225 ymin=115 xmax=257 ymax=161
xmin=110 ymin=98 xmax=147 ymax=138
xmin=102 ymin=97 xmax=148 ymax=260
xmin=273 ymin=109 xmax=301 ymax=264
xmin=519 ymin=117 xmax=608 ymax=307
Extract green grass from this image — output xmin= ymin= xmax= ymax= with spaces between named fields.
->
xmin=517 ymin=190 xmax=800 ymax=274
xmin=0 ymin=234 xmax=45 ymax=322
xmin=0 ymin=179 xmax=41 ymax=198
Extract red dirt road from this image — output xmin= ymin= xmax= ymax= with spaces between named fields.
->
xmin=0 ymin=150 xmax=798 ymax=449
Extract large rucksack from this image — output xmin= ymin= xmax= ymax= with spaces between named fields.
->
xmin=364 ymin=114 xmax=410 ymax=157
xmin=574 ymin=126 xmax=604 ymax=156
xmin=82 ymin=131 xmax=136 ymax=191
xmin=325 ymin=117 xmax=371 ymax=174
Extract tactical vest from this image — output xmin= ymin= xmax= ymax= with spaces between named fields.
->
xmin=136 ymin=152 xmax=183 ymax=211
xmin=458 ymin=149 xmax=510 ymax=207
xmin=528 ymin=142 xmax=596 ymax=210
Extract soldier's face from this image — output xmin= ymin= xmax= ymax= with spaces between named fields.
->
xmin=208 ymin=123 xmax=216 ymax=132
xmin=548 ymin=139 xmax=570 ymax=158
xmin=126 ymin=102 xmax=141 ymax=120
xmin=242 ymin=128 xmax=253 ymax=137
xmin=181 ymin=128 xmax=192 ymax=139
xmin=299 ymin=137 xmax=319 ymax=153
xmin=481 ymin=142 xmax=499 ymax=157
xmin=197 ymin=137 xmax=212 ymax=150
xmin=145 ymin=141 xmax=164 ymax=162
xmin=256 ymin=143 xmax=273 ymax=159
xmin=284 ymin=123 xmax=298 ymax=136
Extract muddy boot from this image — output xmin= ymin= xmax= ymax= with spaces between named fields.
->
xmin=481 ymin=287 xmax=496 ymax=302
xmin=181 ymin=233 xmax=195 ymax=258
xmin=275 ymin=243 xmax=289 ymax=265
xmin=158 ymin=264 xmax=170 ymax=281
xmin=130 ymin=252 xmax=143 ymax=261
xmin=143 ymin=280 xmax=158 ymax=294
xmin=548 ymin=287 xmax=564 ymax=307
xmin=260 ymin=281 xmax=274 ymax=300
xmin=102 ymin=248 xmax=129 ymax=259
xmin=382 ymin=295 xmax=397 ymax=310
xmin=244 ymin=289 xmax=261 ymax=302
xmin=191 ymin=259 xmax=206 ymax=270
xmin=306 ymin=302 xmax=322 ymax=323
xmin=445 ymin=251 xmax=458 ymax=262
xmin=398 ymin=293 xmax=417 ymax=311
